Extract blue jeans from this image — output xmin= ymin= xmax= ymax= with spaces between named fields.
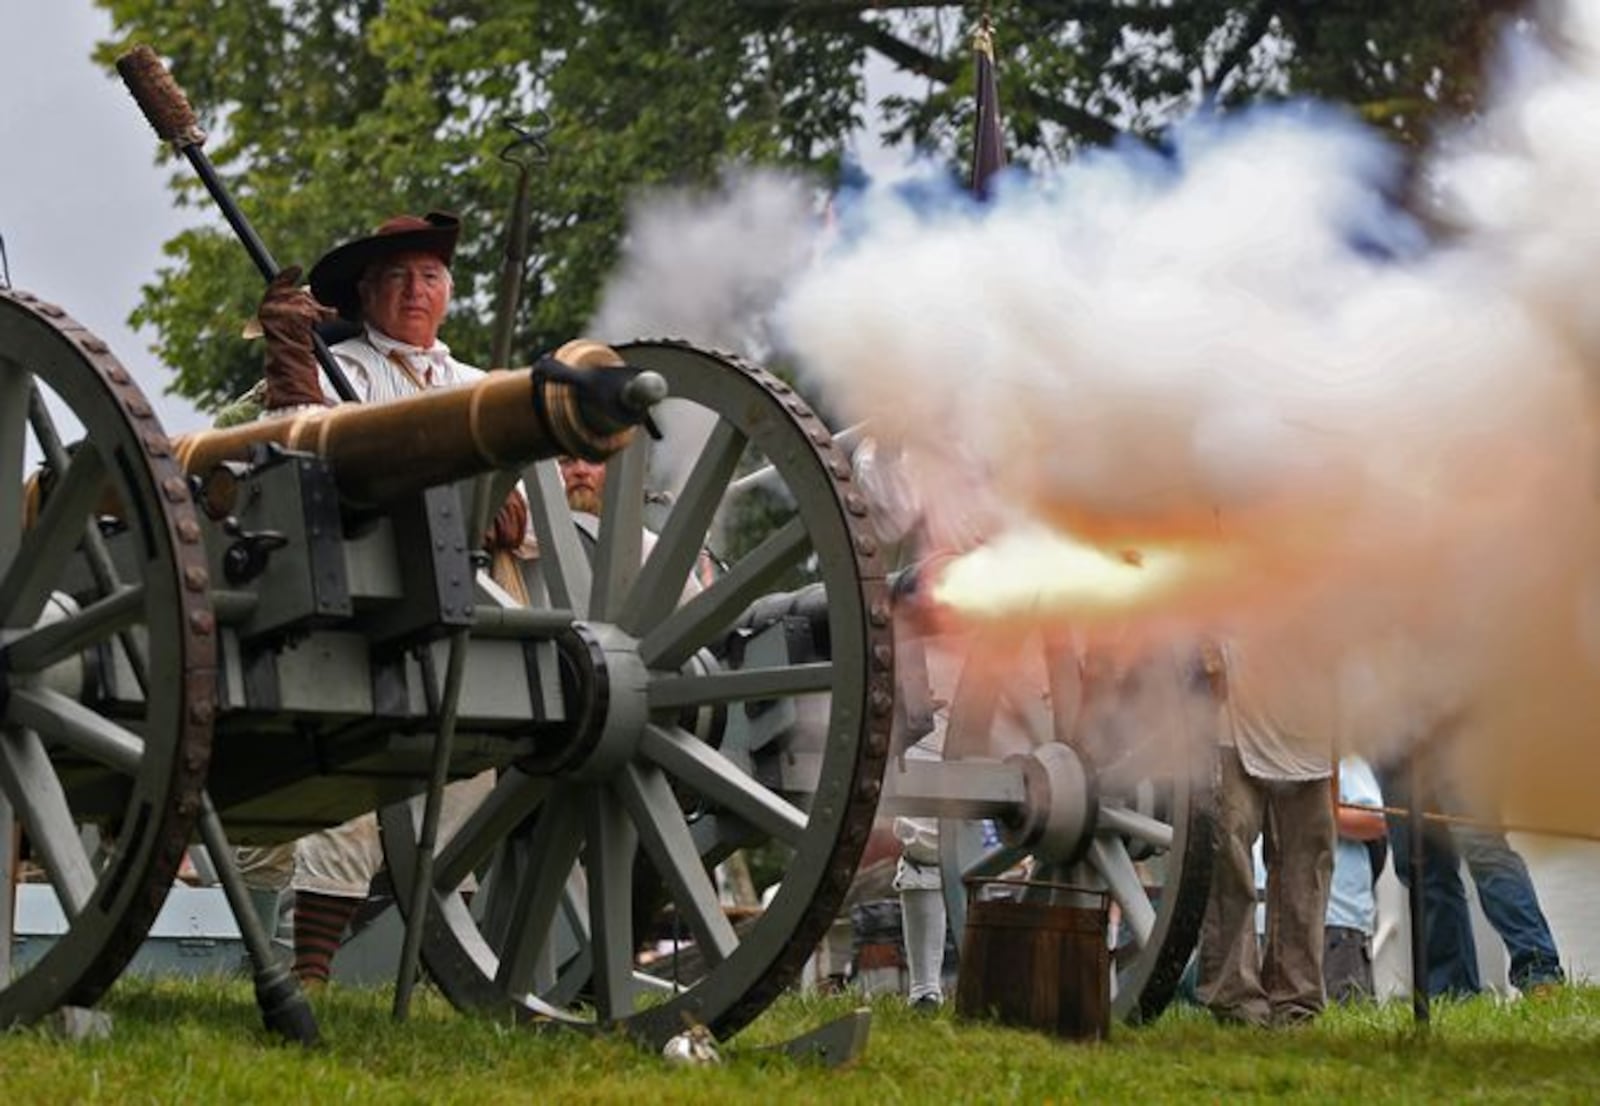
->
xmin=1380 ymin=764 xmax=1564 ymax=995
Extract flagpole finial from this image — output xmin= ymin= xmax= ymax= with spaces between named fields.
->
xmin=973 ymin=10 xmax=995 ymax=59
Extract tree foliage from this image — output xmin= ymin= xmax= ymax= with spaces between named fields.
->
xmin=91 ymin=0 xmax=1518 ymax=409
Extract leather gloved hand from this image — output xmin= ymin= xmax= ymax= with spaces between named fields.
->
xmin=484 ymin=489 xmax=529 ymax=553
xmin=258 ymin=266 xmax=337 ymax=409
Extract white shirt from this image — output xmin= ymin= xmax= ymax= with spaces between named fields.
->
xmin=320 ymin=325 xmax=482 ymax=403
xmin=1220 ymin=637 xmax=1334 ymax=782
xmin=1327 ymin=756 xmax=1383 ymax=933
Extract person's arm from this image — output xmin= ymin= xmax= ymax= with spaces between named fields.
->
xmin=1336 ymin=802 xmax=1388 ymax=842
xmin=257 ymin=266 xmax=338 ymax=409
xmin=1333 ymin=758 xmax=1387 ymax=841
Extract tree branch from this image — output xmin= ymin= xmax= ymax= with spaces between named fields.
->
xmin=843 ymin=16 xmax=1121 ymax=145
xmin=847 ymin=15 xmax=960 ymax=83
xmin=736 ymin=0 xmax=1182 ymax=28
xmin=1204 ymin=0 xmax=1280 ymax=101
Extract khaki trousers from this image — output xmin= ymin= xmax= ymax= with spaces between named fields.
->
xmin=293 ymin=771 xmax=497 ymax=898
xmin=1197 ymin=746 xmax=1333 ymax=1025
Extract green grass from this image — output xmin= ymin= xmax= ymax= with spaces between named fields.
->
xmin=2 ymin=980 xmax=1598 ymax=1104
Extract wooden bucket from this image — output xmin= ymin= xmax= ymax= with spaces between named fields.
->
xmin=955 ymin=880 xmax=1110 ymax=1041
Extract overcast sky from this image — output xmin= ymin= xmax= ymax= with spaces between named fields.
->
xmin=1 ymin=0 xmax=204 ymax=433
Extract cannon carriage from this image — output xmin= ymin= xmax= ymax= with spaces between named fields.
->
xmin=0 ymin=286 xmax=895 ymax=1045
xmin=1 ymin=281 xmax=1215 ymax=1047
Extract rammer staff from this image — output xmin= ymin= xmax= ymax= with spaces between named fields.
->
xmin=115 ymin=43 xmax=360 ymax=403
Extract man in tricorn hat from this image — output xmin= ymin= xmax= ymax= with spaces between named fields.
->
xmin=261 ymin=211 xmax=480 ymax=402
xmin=248 ymin=211 xmax=522 ymax=986
xmin=255 ymin=209 xmax=527 ymax=559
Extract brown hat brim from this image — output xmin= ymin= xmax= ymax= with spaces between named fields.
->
xmin=308 ymin=211 xmax=461 ymax=321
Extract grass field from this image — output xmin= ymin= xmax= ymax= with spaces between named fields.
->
xmin=2 ymin=979 xmax=1598 ymax=1104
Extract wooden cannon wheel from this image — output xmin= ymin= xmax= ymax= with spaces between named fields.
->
xmin=379 ymin=341 xmax=894 ymax=1046
xmin=0 ymin=290 xmax=215 ymax=1027
xmin=935 ymin=635 xmax=1217 ymax=1024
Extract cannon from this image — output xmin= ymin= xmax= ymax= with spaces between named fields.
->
xmin=882 ymin=632 xmax=1217 ymax=1023
xmin=0 ymin=287 xmax=894 ymax=1046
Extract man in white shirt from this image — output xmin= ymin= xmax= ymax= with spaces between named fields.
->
xmin=262 ymin=212 xmax=479 ymax=401
xmin=253 ymin=211 xmax=521 ymax=984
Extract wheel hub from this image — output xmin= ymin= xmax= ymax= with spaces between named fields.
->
xmin=999 ymin=741 xmax=1099 ymax=865
xmin=519 ymin=622 xmax=651 ymax=780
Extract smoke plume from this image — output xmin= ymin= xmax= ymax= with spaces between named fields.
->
xmin=589 ymin=165 xmax=820 ymax=357
xmin=607 ymin=2 xmax=1600 ymax=833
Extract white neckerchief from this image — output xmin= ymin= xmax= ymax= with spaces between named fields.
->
xmin=363 ymin=325 xmax=454 ymax=389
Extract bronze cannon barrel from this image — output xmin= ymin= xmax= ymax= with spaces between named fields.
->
xmin=173 ymin=340 xmax=663 ymax=508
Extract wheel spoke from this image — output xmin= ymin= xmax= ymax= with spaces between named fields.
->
xmin=492 ymin=792 xmax=584 ymax=997
xmin=22 ymin=383 xmax=143 ymax=685
xmin=538 ymin=883 xmax=592 ymax=1001
xmin=616 ymin=418 xmax=745 ymax=636
xmin=584 ymin=784 xmax=639 ymax=1022
xmin=943 ymin=628 xmax=1025 ymax=760
xmin=0 ymin=442 xmax=106 ymax=629
xmin=617 ymin=763 xmax=738 ymax=967
xmin=7 ymin=686 xmax=145 ymax=774
xmin=0 ymin=368 xmax=28 ymax=567
xmin=726 ymin=420 xmax=867 ymax=497
xmin=589 ymin=440 xmax=647 ymax=621
xmin=648 ymin=661 xmax=834 ymax=711
xmin=1042 ymin=632 xmax=1081 ymax=744
xmin=640 ymin=724 xmax=807 ymax=844
xmin=999 ymin=682 xmax=1053 ymax=749
xmin=523 ymin=459 xmax=592 ymax=616
xmin=26 ymin=378 xmax=72 ymax=465
xmin=0 ymin=728 xmax=96 ymax=914
xmin=4 ymin=585 xmax=145 ymax=674
xmin=638 ymin=516 xmax=809 ymax=670
xmin=433 ymin=768 xmax=549 ymax=894
xmin=1088 ymin=836 xmax=1156 ymax=948
xmin=1097 ymin=803 xmax=1175 ymax=851
xmin=23 ymin=378 xmax=150 ymax=695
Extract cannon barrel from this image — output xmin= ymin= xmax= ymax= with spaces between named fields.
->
xmin=173 ymin=340 xmax=664 ymax=509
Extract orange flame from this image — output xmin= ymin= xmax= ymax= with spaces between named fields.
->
xmin=929 ymin=524 xmax=1241 ymax=626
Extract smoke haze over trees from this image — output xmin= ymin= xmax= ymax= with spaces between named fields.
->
xmin=92 ymin=0 xmax=1515 ymax=407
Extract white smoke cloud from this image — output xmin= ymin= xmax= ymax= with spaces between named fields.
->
xmin=588 ymin=166 xmax=825 ymax=499
xmin=596 ymin=0 xmax=1600 ymax=829
xmin=773 ymin=2 xmax=1600 ymax=825
xmin=589 ymin=165 xmax=821 ymax=357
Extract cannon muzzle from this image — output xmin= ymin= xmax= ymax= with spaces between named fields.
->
xmin=173 ymin=341 xmax=660 ymax=508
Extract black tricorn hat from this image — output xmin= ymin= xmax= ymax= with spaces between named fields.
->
xmin=308 ymin=211 xmax=461 ymax=320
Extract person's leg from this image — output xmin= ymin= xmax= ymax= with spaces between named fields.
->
xmin=1451 ymin=825 xmax=1564 ymax=990
xmin=1196 ymin=748 xmax=1270 ymax=1026
xmin=1323 ymin=926 xmax=1373 ymax=1003
xmin=1261 ymin=777 xmax=1333 ymax=1024
xmin=899 ymin=881 xmax=947 ymax=1006
xmin=893 ymin=815 xmax=946 ymax=1006
xmin=290 ymin=813 xmax=383 ymax=985
xmin=1417 ymin=824 xmax=1481 ymax=998
xmin=235 ymin=843 xmax=295 ymax=954
xmin=1376 ymin=766 xmax=1480 ymax=998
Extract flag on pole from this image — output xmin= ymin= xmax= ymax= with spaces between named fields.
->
xmin=970 ymin=14 xmax=1007 ymax=201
